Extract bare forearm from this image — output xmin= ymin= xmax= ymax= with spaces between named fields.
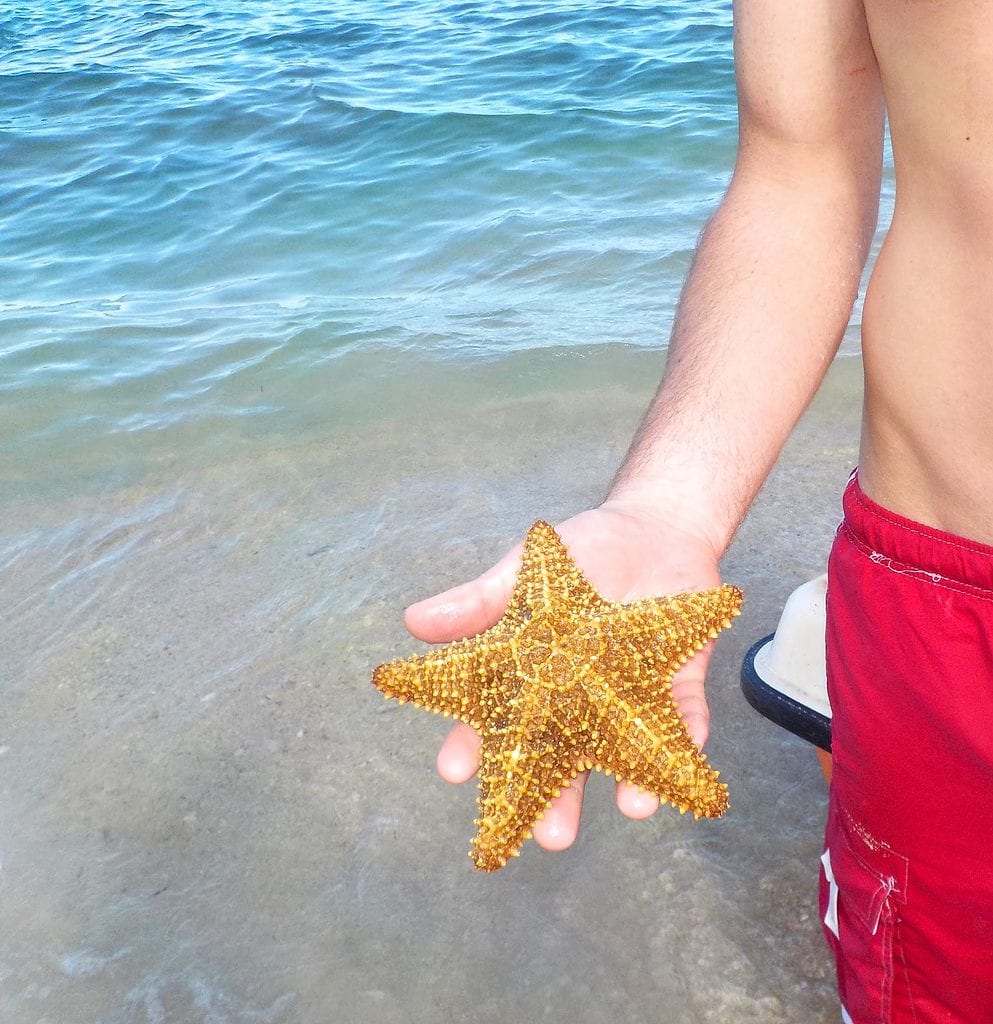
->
xmin=608 ymin=167 xmax=878 ymax=554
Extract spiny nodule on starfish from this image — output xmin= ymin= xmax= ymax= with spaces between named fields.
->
xmin=372 ymin=520 xmax=743 ymax=871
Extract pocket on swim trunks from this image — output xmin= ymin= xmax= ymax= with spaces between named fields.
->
xmin=820 ymin=802 xmax=911 ymax=1023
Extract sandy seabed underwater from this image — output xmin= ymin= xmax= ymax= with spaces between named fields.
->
xmin=2 ymin=347 xmax=865 ymax=1023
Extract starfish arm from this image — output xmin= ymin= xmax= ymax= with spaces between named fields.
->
xmin=586 ymin=585 xmax=743 ymax=707
xmin=471 ymin=725 xmax=581 ymax=872
xmin=505 ymin=521 xmax=607 ymax=625
xmin=575 ymin=585 xmax=742 ymax=711
xmin=372 ymin=631 xmax=512 ymax=728
xmin=622 ymin=585 xmax=743 ymax=675
xmin=594 ymin=696 xmax=729 ymax=818
xmin=568 ymin=586 xmax=742 ymax=817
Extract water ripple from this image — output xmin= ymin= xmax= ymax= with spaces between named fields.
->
xmin=0 ymin=0 xmax=767 ymax=486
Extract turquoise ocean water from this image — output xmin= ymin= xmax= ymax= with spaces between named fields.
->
xmin=2 ymin=1 xmax=747 ymax=496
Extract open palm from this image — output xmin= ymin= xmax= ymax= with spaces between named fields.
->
xmin=404 ymin=502 xmax=726 ymax=854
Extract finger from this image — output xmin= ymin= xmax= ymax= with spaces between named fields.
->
xmin=436 ymin=722 xmax=481 ymax=784
xmin=670 ymin=641 xmax=715 ymax=750
xmin=404 ymin=543 xmax=523 ymax=643
xmin=532 ymin=770 xmax=588 ymax=851
xmin=616 ymin=780 xmax=660 ymax=819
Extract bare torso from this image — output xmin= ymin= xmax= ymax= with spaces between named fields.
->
xmin=858 ymin=0 xmax=993 ymax=541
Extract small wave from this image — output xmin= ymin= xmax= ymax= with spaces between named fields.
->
xmin=0 ymin=0 xmax=764 ymax=487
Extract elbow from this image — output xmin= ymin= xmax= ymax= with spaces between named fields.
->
xmin=725 ymin=148 xmax=882 ymax=275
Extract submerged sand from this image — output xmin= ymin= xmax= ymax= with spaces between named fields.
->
xmin=0 ymin=346 xmax=862 ymax=1023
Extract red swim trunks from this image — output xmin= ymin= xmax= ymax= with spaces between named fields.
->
xmin=822 ymin=472 xmax=993 ymax=1023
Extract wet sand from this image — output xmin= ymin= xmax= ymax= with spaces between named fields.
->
xmin=0 ymin=346 xmax=862 ymax=1023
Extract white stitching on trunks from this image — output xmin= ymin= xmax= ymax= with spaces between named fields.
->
xmin=842 ymin=522 xmax=993 ymax=605
xmin=868 ymin=550 xmax=943 ymax=586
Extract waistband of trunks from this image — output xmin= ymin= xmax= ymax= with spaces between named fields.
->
xmin=842 ymin=470 xmax=993 ymax=593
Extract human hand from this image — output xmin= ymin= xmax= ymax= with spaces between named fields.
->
xmin=404 ymin=500 xmax=726 ymax=854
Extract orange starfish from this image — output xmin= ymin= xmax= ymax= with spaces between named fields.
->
xmin=373 ymin=521 xmax=743 ymax=871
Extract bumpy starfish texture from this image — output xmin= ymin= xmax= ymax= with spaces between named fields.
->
xmin=373 ymin=521 xmax=743 ymax=871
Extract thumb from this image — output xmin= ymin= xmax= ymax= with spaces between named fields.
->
xmin=404 ymin=543 xmax=523 ymax=643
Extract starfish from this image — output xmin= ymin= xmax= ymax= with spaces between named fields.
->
xmin=373 ymin=521 xmax=743 ymax=871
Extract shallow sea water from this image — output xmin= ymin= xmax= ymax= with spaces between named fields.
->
xmin=1 ymin=3 xmax=891 ymax=1021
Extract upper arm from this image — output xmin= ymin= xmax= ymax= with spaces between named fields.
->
xmin=732 ymin=0 xmax=885 ymax=215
